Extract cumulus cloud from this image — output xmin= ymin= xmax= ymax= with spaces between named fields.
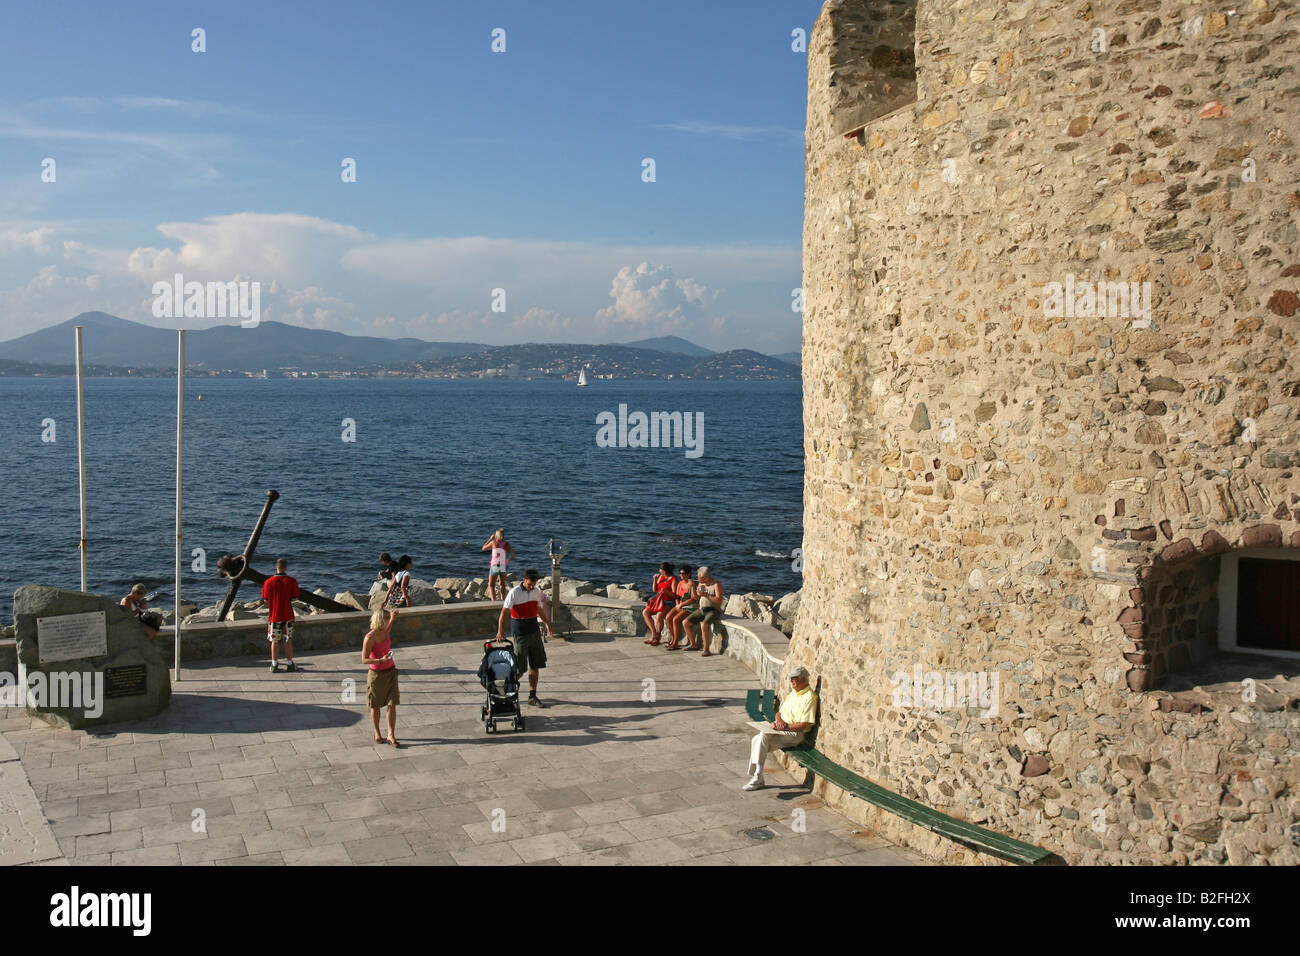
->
xmin=124 ymin=212 xmax=373 ymax=287
xmin=0 ymin=227 xmax=55 ymax=255
xmin=0 ymin=212 xmax=799 ymax=348
xmin=594 ymin=262 xmax=718 ymax=333
xmin=510 ymin=306 xmax=573 ymax=335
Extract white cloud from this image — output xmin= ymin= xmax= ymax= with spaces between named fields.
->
xmin=594 ymin=262 xmax=718 ymax=332
xmin=124 ymin=213 xmax=374 ymax=286
xmin=654 ymin=121 xmax=803 ymax=143
xmin=0 ymin=226 xmax=55 ymax=255
xmin=0 ymin=212 xmax=800 ymax=349
xmin=511 ymin=306 xmax=573 ymax=335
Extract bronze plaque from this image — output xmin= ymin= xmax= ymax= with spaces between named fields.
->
xmin=104 ymin=665 xmax=148 ymax=700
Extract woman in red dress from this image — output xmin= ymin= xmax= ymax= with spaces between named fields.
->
xmin=642 ymin=563 xmax=679 ymax=645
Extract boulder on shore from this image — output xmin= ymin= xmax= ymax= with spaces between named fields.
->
xmin=334 ymin=591 xmax=367 ymax=611
xmin=182 ymin=603 xmax=223 ymax=625
xmin=159 ymin=604 xmax=198 ymax=625
xmin=773 ymin=590 xmax=802 ymax=636
xmin=403 ymin=578 xmax=444 ymax=607
xmin=560 ymin=580 xmax=596 ymax=599
xmin=724 ymin=592 xmax=777 ymax=626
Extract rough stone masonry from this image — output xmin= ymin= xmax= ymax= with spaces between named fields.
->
xmin=797 ymin=0 xmax=1298 ymax=864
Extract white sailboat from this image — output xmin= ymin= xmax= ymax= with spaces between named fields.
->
xmin=577 ymin=366 xmax=589 ymax=387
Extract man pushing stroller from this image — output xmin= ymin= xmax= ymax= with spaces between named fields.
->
xmin=495 ymin=569 xmax=553 ymax=709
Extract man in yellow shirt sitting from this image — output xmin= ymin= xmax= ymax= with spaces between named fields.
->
xmin=743 ymin=665 xmax=817 ymax=791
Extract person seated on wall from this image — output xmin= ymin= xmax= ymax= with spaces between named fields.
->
xmin=663 ymin=566 xmax=697 ymax=650
xmin=743 ymin=666 xmax=817 ymax=791
xmin=642 ymin=562 xmax=678 ymax=645
xmin=685 ymin=566 xmax=725 ymax=656
xmin=120 ymin=583 xmax=161 ymax=639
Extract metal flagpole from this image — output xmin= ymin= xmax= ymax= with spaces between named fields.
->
xmin=75 ymin=326 xmax=88 ymax=592
xmin=174 ymin=330 xmax=185 ymax=682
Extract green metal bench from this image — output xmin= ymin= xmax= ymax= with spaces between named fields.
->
xmin=745 ymin=689 xmax=1053 ymax=865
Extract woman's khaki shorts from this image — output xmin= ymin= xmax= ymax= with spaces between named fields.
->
xmin=367 ymin=667 xmax=400 ymax=708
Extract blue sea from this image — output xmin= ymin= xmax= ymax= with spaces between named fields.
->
xmin=0 ymin=378 xmax=803 ymax=622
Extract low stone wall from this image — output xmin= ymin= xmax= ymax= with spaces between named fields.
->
xmin=0 ymin=639 xmax=15 ymax=674
xmin=560 ymin=599 xmax=791 ymax=685
xmin=162 ymin=602 xmax=504 ymax=662
xmin=159 ymin=595 xmax=657 ymax=662
xmin=558 ymin=597 xmax=646 ymax=636
xmin=716 ymin=618 xmax=787 ymax=690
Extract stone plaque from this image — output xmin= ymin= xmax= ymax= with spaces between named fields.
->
xmin=36 ymin=611 xmax=107 ymax=664
xmin=104 ymin=664 xmax=148 ymax=700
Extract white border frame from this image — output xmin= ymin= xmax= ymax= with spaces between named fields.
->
xmin=1217 ymin=548 xmax=1300 ymax=660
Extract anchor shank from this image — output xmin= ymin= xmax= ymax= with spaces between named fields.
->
xmin=216 ymin=490 xmax=279 ymax=622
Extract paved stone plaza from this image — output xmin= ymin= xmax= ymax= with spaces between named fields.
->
xmin=0 ymin=631 xmax=924 ymax=865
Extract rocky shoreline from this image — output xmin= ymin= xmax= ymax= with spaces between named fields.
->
xmin=168 ymin=575 xmax=802 ymax=637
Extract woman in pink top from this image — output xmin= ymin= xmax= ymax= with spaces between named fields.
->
xmin=362 ymin=607 xmax=401 ymax=747
xmin=482 ymin=528 xmax=515 ymax=601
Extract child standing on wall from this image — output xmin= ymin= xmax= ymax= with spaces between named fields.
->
xmin=483 ymin=529 xmax=514 ymax=602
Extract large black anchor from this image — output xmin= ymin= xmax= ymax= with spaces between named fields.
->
xmin=214 ymin=489 xmax=354 ymax=621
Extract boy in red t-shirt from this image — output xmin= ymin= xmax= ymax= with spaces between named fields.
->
xmin=262 ymin=557 xmax=300 ymax=673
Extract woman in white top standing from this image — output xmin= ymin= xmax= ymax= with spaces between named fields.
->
xmin=482 ymin=529 xmax=514 ymax=602
xmin=387 ymin=555 xmax=413 ymax=607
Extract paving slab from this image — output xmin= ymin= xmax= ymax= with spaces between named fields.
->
xmin=10 ymin=631 xmax=927 ymax=866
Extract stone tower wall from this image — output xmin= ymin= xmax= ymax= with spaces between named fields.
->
xmin=798 ymin=0 xmax=1299 ymax=864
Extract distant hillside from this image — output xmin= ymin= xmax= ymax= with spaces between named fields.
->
xmin=689 ymin=349 xmax=799 ymax=380
xmin=621 ymin=335 xmax=714 ymax=358
xmin=0 ymin=313 xmax=800 ymax=380
xmin=771 ymin=351 xmax=801 ymax=366
xmin=0 ymin=313 xmax=486 ymax=370
xmin=431 ymin=343 xmax=798 ymax=380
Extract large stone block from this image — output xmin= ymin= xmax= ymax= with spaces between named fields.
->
xmin=401 ymin=578 xmax=444 ymax=607
xmin=559 ymin=580 xmax=596 ymax=599
xmin=11 ymin=585 xmax=171 ymax=730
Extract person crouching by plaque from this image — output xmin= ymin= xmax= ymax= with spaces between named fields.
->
xmin=262 ymin=558 xmax=300 ymax=673
xmin=120 ymin=583 xmax=161 ymax=639
xmin=362 ymin=607 xmax=400 ymax=747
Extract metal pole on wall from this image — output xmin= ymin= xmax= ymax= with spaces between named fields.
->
xmin=174 ymin=330 xmax=185 ymax=682
xmin=74 ymin=326 xmax=88 ymax=592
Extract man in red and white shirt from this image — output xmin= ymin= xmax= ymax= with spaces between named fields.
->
xmin=495 ymin=568 xmax=553 ymax=708
xmin=262 ymin=558 xmax=300 ymax=673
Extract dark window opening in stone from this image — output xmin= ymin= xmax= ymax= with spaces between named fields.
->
xmin=830 ymin=0 xmax=918 ymax=138
xmin=1233 ymin=558 xmax=1300 ymax=654
xmin=1140 ymin=556 xmax=1221 ymax=686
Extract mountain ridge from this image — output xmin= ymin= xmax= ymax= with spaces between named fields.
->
xmin=0 ymin=313 xmax=799 ymax=376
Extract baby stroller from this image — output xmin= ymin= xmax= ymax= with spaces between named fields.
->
xmin=476 ymin=638 xmax=524 ymax=733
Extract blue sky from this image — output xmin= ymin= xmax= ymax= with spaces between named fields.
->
xmin=0 ymin=0 xmax=823 ymax=351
